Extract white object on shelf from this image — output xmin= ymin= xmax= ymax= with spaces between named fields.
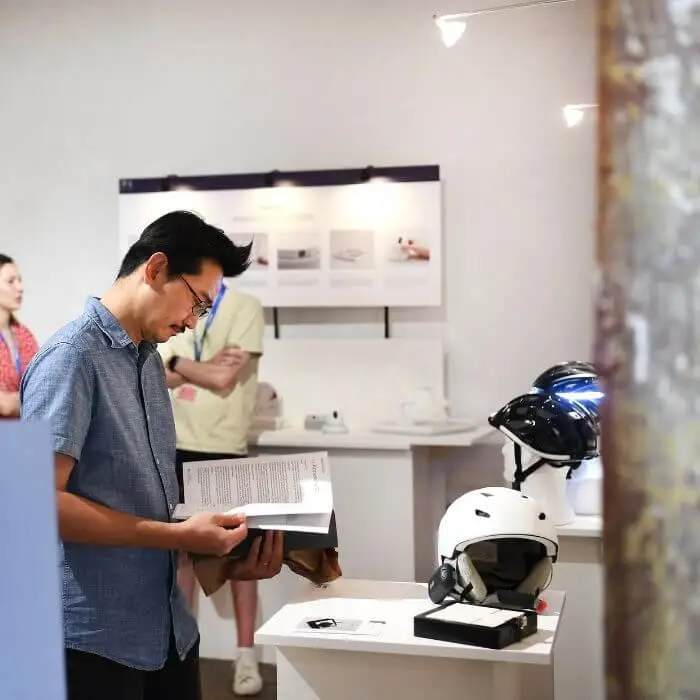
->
xmin=321 ymin=411 xmax=349 ymax=434
xmin=567 ymin=457 xmax=602 ymax=516
xmin=372 ymin=419 xmax=476 ymax=436
xmin=398 ymin=386 xmax=449 ymax=424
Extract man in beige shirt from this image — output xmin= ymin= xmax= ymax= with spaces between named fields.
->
xmin=159 ymin=284 xmax=265 ymax=696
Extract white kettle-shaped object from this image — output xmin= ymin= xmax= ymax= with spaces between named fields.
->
xmin=399 ymin=387 xmax=448 ymax=424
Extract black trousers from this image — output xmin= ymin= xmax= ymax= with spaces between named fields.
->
xmin=64 ymin=637 xmax=201 ymax=700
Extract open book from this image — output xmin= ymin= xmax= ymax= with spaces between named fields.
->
xmin=171 ymin=451 xmax=334 ymax=535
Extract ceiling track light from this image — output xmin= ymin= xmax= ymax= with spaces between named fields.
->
xmin=434 ymin=0 xmax=577 ymax=48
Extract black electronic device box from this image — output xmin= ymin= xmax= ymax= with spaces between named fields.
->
xmin=414 ymin=600 xmax=538 ymax=650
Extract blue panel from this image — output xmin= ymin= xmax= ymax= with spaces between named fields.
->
xmin=0 ymin=420 xmax=65 ymax=700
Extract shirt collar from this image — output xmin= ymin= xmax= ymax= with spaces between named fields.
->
xmin=85 ymin=296 xmax=155 ymax=353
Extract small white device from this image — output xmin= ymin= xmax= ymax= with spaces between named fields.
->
xmin=304 ymin=414 xmax=328 ymax=431
xmin=321 ymin=411 xmax=349 ymax=434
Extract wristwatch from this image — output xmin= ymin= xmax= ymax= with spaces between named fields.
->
xmin=167 ymin=355 xmax=180 ymax=373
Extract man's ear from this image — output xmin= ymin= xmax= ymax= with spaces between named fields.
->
xmin=143 ymin=252 xmax=169 ymax=288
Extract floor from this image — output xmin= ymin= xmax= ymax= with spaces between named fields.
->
xmin=201 ymin=659 xmax=276 ymax=700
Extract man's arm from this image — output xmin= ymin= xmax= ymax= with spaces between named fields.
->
xmin=20 ymin=343 xmax=250 ymax=556
xmin=54 ymin=452 xmax=251 ymax=553
xmin=172 ymin=350 xmax=250 ymax=394
xmin=55 ymin=452 xmax=180 ymax=547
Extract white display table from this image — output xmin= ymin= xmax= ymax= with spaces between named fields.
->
xmin=255 ymin=578 xmax=566 ymax=700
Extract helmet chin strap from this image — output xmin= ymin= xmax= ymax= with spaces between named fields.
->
xmin=512 ymin=444 xmax=581 ymax=489
xmin=512 ymin=444 xmax=547 ymax=490
xmin=565 ymin=463 xmax=581 ymax=479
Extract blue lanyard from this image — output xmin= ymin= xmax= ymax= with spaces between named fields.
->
xmin=0 ymin=331 xmax=21 ymax=378
xmin=193 ymin=282 xmax=226 ymax=362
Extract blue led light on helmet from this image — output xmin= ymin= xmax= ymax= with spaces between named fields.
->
xmin=530 ymin=361 xmax=604 ymax=416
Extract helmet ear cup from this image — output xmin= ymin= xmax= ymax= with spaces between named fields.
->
xmin=456 ymin=553 xmax=488 ymax=603
xmin=515 ymin=557 xmax=553 ymax=596
xmin=428 ymin=562 xmax=458 ymax=604
xmin=428 ymin=554 xmax=489 ymax=604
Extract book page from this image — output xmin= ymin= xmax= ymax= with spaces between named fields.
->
xmin=181 ymin=451 xmax=332 ymax=517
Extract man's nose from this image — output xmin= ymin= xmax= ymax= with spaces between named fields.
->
xmin=184 ymin=314 xmax=198 ymax=330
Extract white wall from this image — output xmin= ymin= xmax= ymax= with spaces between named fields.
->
xmin=0 ymin=0 xmax=597 ymax=423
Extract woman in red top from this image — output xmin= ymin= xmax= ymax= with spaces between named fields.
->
xmin=0 ymin=254 xmax=38 ymax=418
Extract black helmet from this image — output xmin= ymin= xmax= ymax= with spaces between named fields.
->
xmin=531 ymin=361 xmax=603 ymax=419
xmin=488 ymin=393 xmax=599 ymax=489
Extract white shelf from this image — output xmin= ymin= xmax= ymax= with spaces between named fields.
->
xmin=248 ymin=425 xmax=495 ymax=451
xmin=371 ymin=419 xmax=478 ymax=436
xmin=556 ymin=515 xmax=602 ymax=538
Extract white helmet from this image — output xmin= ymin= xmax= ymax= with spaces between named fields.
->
xmin=428 ymin=486 xmax=559 ymax=606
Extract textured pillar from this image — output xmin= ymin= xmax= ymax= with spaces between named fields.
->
xmin=596 ymin=1 xmax=700 ymax=698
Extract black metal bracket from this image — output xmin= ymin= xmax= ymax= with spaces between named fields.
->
xmin=272 ymin=307 xmax=280 ymax=339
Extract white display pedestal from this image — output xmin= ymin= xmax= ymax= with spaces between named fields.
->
xmin=255 ymin=578 xmax=566 ymax=700
xmin=550 ymin=518 xmax=604 ymax=700
xmin=444 ymin=464 xmax=604 ymax=700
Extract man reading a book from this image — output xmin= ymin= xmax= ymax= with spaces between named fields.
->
xmin=19 ymin=211 xmax=284 ymax=700
xmin=159 ymin=285 xmax=266 ymax=696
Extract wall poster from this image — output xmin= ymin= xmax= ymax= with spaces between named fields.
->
xmin=118 ymin=168 xmax=442 ymax=308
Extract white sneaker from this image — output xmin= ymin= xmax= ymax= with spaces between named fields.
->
xmin=233 ymin=648 xmax=263 ymax=696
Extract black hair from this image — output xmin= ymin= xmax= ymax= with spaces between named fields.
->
xmin=0 ymin=254 xmax=18 ymax=325
xmin=117 ymin=210 xmax=252 ymax=280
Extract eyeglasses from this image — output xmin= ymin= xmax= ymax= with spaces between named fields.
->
xmin=179 ymin=276 xmax=210 ymax=319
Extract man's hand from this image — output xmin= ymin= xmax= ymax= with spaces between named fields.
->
xmin=174 ymin=512 xmax=249 ymax=556
xmin=228 ymin=530 xmax=284 ymax=580
xmin=165 ymin=369 xmax=186 ymax=390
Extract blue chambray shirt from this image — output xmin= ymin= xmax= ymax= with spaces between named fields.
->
xmin=20 ymin=297 xmax=198 ymax=671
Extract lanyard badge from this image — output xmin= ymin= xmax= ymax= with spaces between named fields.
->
xmin=193 ymin=282 xmax=227 ymax=362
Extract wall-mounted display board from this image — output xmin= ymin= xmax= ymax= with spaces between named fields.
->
xmin=118 ymin=165 xmax=442 ymax=308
